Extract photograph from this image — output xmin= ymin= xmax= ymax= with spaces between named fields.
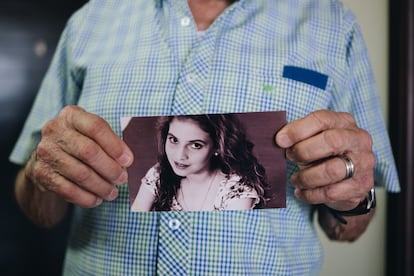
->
xmin=121 ymin=111 xmax=286 ymax=212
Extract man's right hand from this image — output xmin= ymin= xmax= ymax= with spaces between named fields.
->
xmin=22 ymin=105 xmax=134 ymax=209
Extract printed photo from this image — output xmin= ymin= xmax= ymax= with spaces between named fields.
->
xmin=121 ymin=111 xmax=286 ymax=212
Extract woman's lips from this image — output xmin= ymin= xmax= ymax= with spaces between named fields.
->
xmin=174 ymin=162 xmax=189 ymax=169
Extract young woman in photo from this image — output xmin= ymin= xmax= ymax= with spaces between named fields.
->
xmin=131 ymin=114 xmax=269 ymax=212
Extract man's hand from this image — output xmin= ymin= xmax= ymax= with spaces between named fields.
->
xmin=275 ymin=110 xmax=375 ymax=240
xmin=23 ymin=105 xmax=134 ymax=209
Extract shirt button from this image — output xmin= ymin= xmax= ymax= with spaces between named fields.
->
xmin=181 ymin=17 xmax=190 ymax=27
xmin=186 ymin=74 xmax=195 ymax=83
xmin=168 ymin=219 xmax=181 ymax=230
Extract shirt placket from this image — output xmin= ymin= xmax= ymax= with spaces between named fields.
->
xmin=152 ymin=3 xmax=199 ymax=275
xmin=168 ymin=4 xmax=240 ymax=115
xmin=170 ymin=39 xmax=215 ymax=115
xmin=154 ymin=2 xmax=241 ymax=275
xmin=156 ymin=212 xmax=192 ymax=275
xmin=163 ymin=0 xmax=239 ymax=115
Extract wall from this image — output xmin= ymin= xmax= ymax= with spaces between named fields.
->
xmin=317 ymin=0 xmax=389 ymax=275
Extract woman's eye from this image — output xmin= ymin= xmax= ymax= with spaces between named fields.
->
xmin=191 ymin=143 xmax=203 ymax=149
xmin=168 ymin=136 xmax=178 ymax=144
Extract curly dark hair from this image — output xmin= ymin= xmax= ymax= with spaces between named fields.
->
xmin=152 ymin=114 xmax=269 ymax=211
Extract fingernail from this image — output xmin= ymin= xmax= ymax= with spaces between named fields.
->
xmin=276 ymin=133 xmax=291 ymax=148
xmin=108 ymin=187 xmax=118 ymax=201
xmin=294 ymin=188 xmax=302 ymax=199
xmin=95 ymin=198 xmax=103 ymax=206
xmin=118 ymin=153 xmax=132 ymax=166
xmin=115 ymin=170 xmax=128 ymax=185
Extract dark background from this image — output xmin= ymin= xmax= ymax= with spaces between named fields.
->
xmin=0 ymin=1 xmax=87 ymax=275
xmin=387 ymin=0 xmax=414 ymax=275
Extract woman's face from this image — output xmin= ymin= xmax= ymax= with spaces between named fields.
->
xmin=165 ymin=118 xmax=215 ymax=177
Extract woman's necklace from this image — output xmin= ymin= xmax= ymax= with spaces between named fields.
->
xmin=180 ymin=170 xmax=218 ymax=211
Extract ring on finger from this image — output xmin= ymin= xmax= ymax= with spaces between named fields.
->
xmin=339 ymin=155 xmax=355 ymax=180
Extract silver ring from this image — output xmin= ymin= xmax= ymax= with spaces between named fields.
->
xmin=340 ymin=155 xmax=355 ymax=180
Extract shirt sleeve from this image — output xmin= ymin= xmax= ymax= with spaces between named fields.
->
xmin=332 ymin=10 xmax=400 ymax=192
xmin=9 ymin=6 xmax=88 ymax=166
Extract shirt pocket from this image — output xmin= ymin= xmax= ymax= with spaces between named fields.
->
xmin=207 ymin=63 xmax=333 ymax=120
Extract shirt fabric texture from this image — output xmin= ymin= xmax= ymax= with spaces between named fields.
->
xmin=10 ymin=0 xmax=400 ymax=275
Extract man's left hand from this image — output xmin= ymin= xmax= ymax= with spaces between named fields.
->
xmin=275 ymin=110 xmax=375 ymax=212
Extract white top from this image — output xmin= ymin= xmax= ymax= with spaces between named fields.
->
xmin=139 ymin=164 xmax=260 ymax=211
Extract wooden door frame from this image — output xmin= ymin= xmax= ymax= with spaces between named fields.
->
xmin=387 ymin=0 xmax=414 ymax=275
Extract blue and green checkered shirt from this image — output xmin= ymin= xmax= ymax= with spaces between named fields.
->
xmin=10 ymin=0 xmax=400 ymax=275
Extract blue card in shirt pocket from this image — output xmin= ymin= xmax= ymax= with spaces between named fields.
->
xmin=282 ymin=66 xmax=328 ymax=90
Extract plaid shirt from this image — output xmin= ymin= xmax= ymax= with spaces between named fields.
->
xmin=10 ymin=0 xmax=400 ymax=275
